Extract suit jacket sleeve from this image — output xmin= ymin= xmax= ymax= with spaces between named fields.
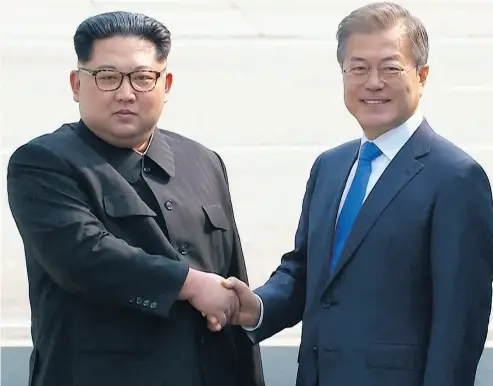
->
xmin=7 ymin=142 xmax=190 ymax=319
xmin=251 ymin=154 xmax=323 ymax=343
xmin=214 ymin=152 xmax=265 ymax=386
xmin=423 ymin=161 xmax=493 ymax=386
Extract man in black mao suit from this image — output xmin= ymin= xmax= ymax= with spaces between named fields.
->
xmin=7 ymin=11 xmax=264 ymax=386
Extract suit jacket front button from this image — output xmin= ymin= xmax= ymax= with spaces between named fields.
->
xmin=321 ymin=299 xmax=333 ymax=308
xmin=179 ymin=244 xmax=189 ymax=255
xmin=165 ymin=200 xmax=173 ymax=210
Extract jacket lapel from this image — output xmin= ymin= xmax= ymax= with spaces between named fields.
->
xmin=309 ymin=142 xmax=359 ymax=300
xmin=324 ymin=121 xmax=433 ymax=288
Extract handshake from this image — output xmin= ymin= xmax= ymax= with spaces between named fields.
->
xmin=178 ymin=268 xmax=261 ymax=332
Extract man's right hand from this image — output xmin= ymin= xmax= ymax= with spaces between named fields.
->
xmin=178 ymin=268 xmax=239 ymax=330
xmin=206 ymin=277 xmax=261 ymax=331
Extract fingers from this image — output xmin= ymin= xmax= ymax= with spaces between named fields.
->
xmin=222 ymin=277 xmax=252 ymax=302
xmin=199 ymin=278 xmax=242 ymax=332
xmin=207 ymin=315 xmax=221 ymax=331
xmin=220 ymin=276 xmax=241 ymax=290
xmin=207 ymin=319 xmax=222 ymax=332
xmin=206 ymin=314 xmax=225 ymax=332
xmin=220 ymin=279 xmax=233 ymax=289
xmin=204 ymin=291 xmax=239 ymax=332
xmin=206 ymin=314 xmax=221 ymax=331
xmin=228 ymin=291 xmax=240 ymax=322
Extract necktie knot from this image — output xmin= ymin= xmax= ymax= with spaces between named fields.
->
xmin=359 ymin=141 xmax=382 ymax=162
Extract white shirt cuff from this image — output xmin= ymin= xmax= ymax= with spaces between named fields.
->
xmin=242 ymin=294 xmax=264 ymax=331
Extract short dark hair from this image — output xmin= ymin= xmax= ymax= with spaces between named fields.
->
xmin=74 ymin=11 xmax=171 ymax=63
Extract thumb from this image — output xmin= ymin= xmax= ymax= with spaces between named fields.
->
xmin=221 ymin=276 xmax=239 ymax=289
xmin=221 ymin=277 xmax=249 ymax=294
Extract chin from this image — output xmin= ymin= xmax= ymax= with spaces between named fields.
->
xmin=357 ymin=114 xmax=397 ymax=135
xmin=110 ymin=123 xmax=143 ymax=137
xmin=114 ymin=122 xmax=138 ymax=130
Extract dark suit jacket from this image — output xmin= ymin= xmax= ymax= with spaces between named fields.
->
xmin=7 ymin=121 xmax=264 ymax=386
xmin=251 ymin=120 xmax=493 ymax=386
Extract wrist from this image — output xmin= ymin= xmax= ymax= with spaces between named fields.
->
xmin=245 ymin=295 xmax=262 ymax=327
xmin=178 ymin=268 xmax=199 ymax=300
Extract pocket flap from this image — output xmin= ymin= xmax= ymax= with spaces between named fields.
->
xmin=366 ymin=343 xmax=422 ymax=371
xmin=202 ymin=204 xmax=230 ymax=231
xmin=103 ymin=193 xmax=156 ymax=218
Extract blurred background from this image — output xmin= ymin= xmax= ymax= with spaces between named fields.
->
xmin=1 ymin=0 xmax=493 ymax=384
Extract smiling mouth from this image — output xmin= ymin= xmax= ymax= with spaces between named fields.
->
xmin=361 ymin=99 xmax=391 ymax=105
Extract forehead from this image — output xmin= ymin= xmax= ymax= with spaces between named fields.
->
xmin=344 ymin=25 xmax=413 ymax=63
xmin=87 ymin=36 xmax=162 ymax=69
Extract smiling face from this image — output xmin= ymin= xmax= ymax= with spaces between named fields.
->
xmin=70 ymin=36 xmax=173 ymax=149
xmin=341 ymin=24 xmax=429 ymax=139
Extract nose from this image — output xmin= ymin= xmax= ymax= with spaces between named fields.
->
xmin=115 ymin=76 xmax=136 ymax=103
xmin=365 ymin=69 xmax=385 ymax=91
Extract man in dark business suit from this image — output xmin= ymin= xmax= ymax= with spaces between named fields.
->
xmin=7 ymin=11 xmax=264 ymax=386
xmin=212 ymin=2 xmax=493 ymax=386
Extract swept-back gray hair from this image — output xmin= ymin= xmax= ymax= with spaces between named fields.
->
xmin=336 ymin=2 xmax=429 ymax=67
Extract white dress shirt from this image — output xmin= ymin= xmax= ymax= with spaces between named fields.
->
xmin=244 ymin=109 xmax=424 ymax=332
xmin=336 ymin=109 xmax=424 ymax=219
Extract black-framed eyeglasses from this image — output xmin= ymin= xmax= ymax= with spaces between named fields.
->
xmin=78 ymin=67 xmax=167 ymax=92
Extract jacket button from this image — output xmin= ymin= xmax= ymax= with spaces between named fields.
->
xmin=150 ymin=302 xmax=157 ymax=309
xmin=143 ymin=166 xmax=151 ymax=173
xmin=322 ymin=299 xmax=332 ymax=308
xmin=165 ymin=200 xmax=173 ymax=210
xmin=143 ymin=300 xmax=150 ymax=307
xmin=136 ymin=297 xmax=143 ymax=305
xmin=312 ymin=346 xmax=318 ymax=352
xmin=179 ymin=244 xmax=189 ymax=255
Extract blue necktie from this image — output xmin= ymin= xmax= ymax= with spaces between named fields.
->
xmin=331 ymin=141 xmax=382 ymax=272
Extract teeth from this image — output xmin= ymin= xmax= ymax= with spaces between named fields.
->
xmin=364 ymin=100 xmax=387 ymax=104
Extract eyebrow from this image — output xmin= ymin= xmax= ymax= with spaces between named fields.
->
xmin=349 ymin=55 xmax=402 ymax=62
xmin=348 ymin=57 xmax=366 ymax=62
xmin=94 ymin=65 xmax=153 ymax=71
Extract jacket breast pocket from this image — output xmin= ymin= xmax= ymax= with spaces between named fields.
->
xmin=199 ymin=204 xmax=233 ymax=275
xmin=103 ymin=193 xmax=157 ymax=218
xmin=202 ymin=204 xmax=230 ymax=232
xmin=102 ymin=193 xmax=157 ymax=244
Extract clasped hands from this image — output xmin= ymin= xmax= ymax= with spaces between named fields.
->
xmin=180 ymin=269 xmax=260 ymax=332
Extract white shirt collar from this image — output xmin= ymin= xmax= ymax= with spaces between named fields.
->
xmin=360 ymin=109 xmax=423 ymax=161
xmin=133 ymin=130 xmax=154 ymax=156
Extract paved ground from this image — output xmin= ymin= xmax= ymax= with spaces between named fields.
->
xmin=1 ymin=347 xmax=493 ymax=385
xmin=1 ymin=0 xmax=493 ymax=383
